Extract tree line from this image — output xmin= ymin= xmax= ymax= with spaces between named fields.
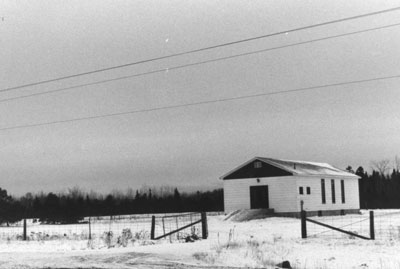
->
xmin=352 ymin=158 xmax=400 ymax=209
xmin=0 ymin=186 xmax=223 ymax=225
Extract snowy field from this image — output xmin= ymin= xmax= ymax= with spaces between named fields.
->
xmin=1 ymin=210 xmax=400 ymax=268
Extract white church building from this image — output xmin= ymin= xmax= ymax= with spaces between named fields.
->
xmin=220 ymin=157 xmax=360 ymax=216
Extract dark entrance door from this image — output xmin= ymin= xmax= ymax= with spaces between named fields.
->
xmin=250 ymin=185 xmax=269 ymax=209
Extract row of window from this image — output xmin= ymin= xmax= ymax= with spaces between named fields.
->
xmin=299 ymin=179 xmax=345 ymax=204
xmin=321 ymin=179 xmax=345 ymax=204
xmin=299 ymin=186 xmax=311 ymax=195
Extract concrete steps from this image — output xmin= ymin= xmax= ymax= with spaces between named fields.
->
xmin=224 ymin=209 xmax=275 ymax=222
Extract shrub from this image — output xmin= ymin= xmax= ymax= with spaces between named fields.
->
xmin=103 ymin=231 xmax=114 ymax=248
xmin=117 ymin=228 xmax=132 ymax=247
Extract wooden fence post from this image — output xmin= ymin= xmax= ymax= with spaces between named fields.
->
xmin=201 ymin=212 xmax=208 ymax=239
xmin=301 ymin=210 xmax=307 ymax=239
xmin=151 ymin=216 xmax=156 ymax=240
xmin=23 ymin=219 xmax=27 ymax=241
xmin=370 ymin=211 xmax=375 ymax=240
xmin=88 ymin=217 xmax=92 ymax=240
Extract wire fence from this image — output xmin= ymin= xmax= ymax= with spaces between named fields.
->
xmin=373 ymin=210 xmax=400 ymax=240
xmin=0 ymin=215 xmax=151 ymax=243
xmin=152 ymin=212 xmax=205 ymax=241
xmin=304 ymin=210 xmax=400 ymax=241
xmin=0 ymin=212 xmax=207 ymax=246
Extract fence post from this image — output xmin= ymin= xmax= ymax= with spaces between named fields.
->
xmin=301 ymin=210 xmax=307 ymax=239
xmin=88 ymin=217 xmax=92 ymax=240
xmin=151 ymin=216 xmax=155 ymax=240
xmin=369 ymin=211 xmax=375 ymax=240
xmin=23 ymin=219 xmax=27 ymax=241
xmin=175 ymin=216 xmax=179 ymax=240
xmin=201 ymin=212 xmax=208 ymax=239
xmin=162 ymin=217 xmax=166 ymax=235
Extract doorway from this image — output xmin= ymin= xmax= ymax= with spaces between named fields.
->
xmin=250 ymin=185 xmax=269 ymax=209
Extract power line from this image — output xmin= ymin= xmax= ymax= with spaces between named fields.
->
xmin=0 ymin=74 xmax=399 ymax=132
xmin=1 ymin=22 xmax=400 ymax=104
xmin=2 ymin=6 xmax=400 ymax=93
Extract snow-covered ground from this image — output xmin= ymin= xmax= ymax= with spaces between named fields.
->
xmin=1 ymin=210 xmax=400 ymax=268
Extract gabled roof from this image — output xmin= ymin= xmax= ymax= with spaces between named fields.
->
xmin=220 ymin=157 xmax=360 ymax=179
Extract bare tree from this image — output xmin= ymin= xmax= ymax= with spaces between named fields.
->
xmin=371 ymin=159 xmax=391 ymax=176
xmin=345 ymin=165 xmax=354 ymax=173
xmin=394 ymin=155 xmax=400 ymax=172
xmin=67 ymin=186 xmax=85 ymax=200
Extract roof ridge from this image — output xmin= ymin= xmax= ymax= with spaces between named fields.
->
xmin=257 ymin=157 xmax=356 ymax=177
xmin=259 ymin=156 xmax=330 ymax=166
xmin=220 ymin=156 xmax=359 ymax=179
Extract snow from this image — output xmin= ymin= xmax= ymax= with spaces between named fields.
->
xmin=258 ymin=157 xmax=358 ymax=178
xmin=1 ymin=210 xmax=400 ymax=268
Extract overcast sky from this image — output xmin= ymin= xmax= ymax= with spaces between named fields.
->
xmin=1 ymin=0 xmax=400 ymax=196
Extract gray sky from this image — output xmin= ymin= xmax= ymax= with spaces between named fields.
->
xmin=1 ymin=0 xmax=400 ymax=196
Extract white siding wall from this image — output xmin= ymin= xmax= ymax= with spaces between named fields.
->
xmin=223 ymin=177 xmax=297 ymax=213
xmin=295 ymin=176 xmax=360 ymax=212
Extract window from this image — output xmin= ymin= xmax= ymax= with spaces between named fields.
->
xmin=254 ymin=161 xmax=262 ymax=168
xmin=331 ymin=179 xmax=336 ymax=204
xmin=306 ymin=187 xmax=311 ymax=195
xmin=321 ymin=179 xmax=326 ymax=204
xmin=299 ymin=187 xmax=304 ymax=195
xmin=341 ymin=180 xmax=345 ymax=203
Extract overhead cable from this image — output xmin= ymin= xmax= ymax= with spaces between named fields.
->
xmin=0 ymin=74 xmax=399 ymax=132
xmin=1 ymin=22 xmax=400 ymax=104
xmin=2 ymin=6 xmax=400 ymax=93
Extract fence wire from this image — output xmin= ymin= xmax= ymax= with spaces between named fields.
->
xmin=0 ymin=212 xmax=203 ymax=245
xmin=153 ymin=212 xmax=202 ymax=241
xmin=305 ymin=210 xmax=400 ymax=241
xmin=373 ymin=210 xmax=400 ymax=240
xmin=306 ymin=213 xmax=370 ymax=239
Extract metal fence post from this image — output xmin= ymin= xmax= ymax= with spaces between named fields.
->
xmin=23 ymin=219 xmax=27 ymax=241
xmin=201 ymin=212 xmax=208 ymax=239
xmin=151 ymin=215 xmax=155 ymax=240
xmin=301 ymin=210 xmax=307 ymax=239
xmin=370 ymin=211 xmax=375 ymax=240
